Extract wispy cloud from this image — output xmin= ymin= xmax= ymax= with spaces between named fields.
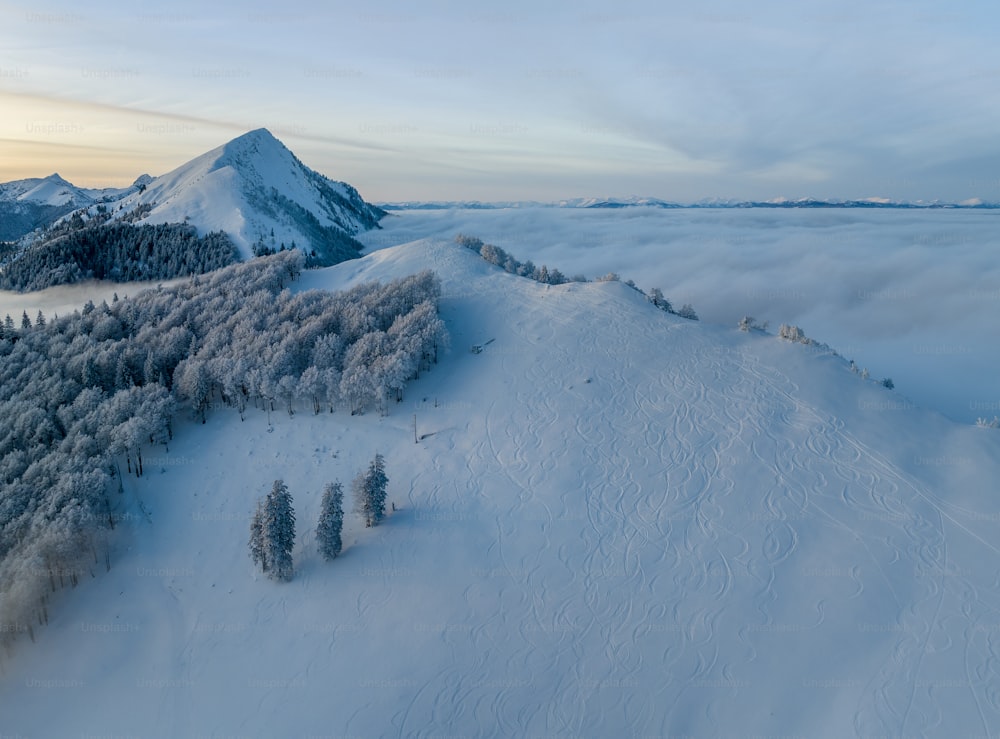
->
xmin=1 ymin=0 xmax=998 ymax=199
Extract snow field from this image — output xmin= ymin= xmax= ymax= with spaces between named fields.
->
xmin=1 ymin=239 xmax=998 ymax=737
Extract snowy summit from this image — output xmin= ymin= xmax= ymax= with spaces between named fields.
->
xmin=107 ymin=128 xmax=385 ymax=260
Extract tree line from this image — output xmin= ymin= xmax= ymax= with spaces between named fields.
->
xmin=454 ymin=233 xmax=698 ymax=320
xmin=0 ymin=250 xmax=445 ymax=650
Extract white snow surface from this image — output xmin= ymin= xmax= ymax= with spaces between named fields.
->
xmin=106 ymin=128 xmax=377 ymax=258
xmin=2 ymin=238 xmax=999 ymax=738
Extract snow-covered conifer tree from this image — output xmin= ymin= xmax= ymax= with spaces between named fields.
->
xmin=352 ymin=453 xmax=388 ymax=527
xmin=368 ymin=453 xmax=388 ymax=525
xmin=263 ymin=479 xmax=295 ymax=581
xmin=677 ymin=304 xmax=699 ymax=321
xmin=648 ymin=288 xmax=671 ymax=313
xmin=249 ymin=499 xmax=268 ymax=574
xmin=249 ymin=480 xmax=295 ymax=581
xmin=316 ymin=481 xmax=344 ymax=560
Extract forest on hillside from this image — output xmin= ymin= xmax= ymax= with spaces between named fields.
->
xmin=0 ymin=250 xmax=446 ymax=649
xmin=0 ymin=213 xmax=238 ymax=291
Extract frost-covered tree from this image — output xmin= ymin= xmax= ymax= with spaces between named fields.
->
xmin=738 ymin=316 xmax=767 ymax=332
xmin=249 ymin=499 xmax=268 ymax=574
xmin=316 ymin=481 xmax=344 ymax=560
xmin=778 ymin=324 xmax=810 ymax=344
xmin=353 ymin=454 xmax=388 ymax=527
xmin=255 ymin=479 xmax=295 ymax=581
xmin=175 ymin=358 xmax=212 ymax=422
xmin=648 ymin=288 xmax=672 ymax=313
xmin=676 ymin=304 xmax=699 ymax=321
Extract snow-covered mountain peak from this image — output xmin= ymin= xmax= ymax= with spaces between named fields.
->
xmin=112 ymin=129 xmax=384 ymax=261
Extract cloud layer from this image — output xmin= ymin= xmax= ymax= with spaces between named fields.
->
xmin=360 ymin=207 xmax=1000 ymax=423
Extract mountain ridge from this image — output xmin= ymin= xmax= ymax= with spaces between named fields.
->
xmin=378 ymin=196 xmax=1000 ymax=210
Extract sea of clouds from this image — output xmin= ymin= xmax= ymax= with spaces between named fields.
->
xmin=363 ymin=207 xmax=999 ymax=424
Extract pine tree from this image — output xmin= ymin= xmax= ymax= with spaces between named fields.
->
xmin=367 ymin=453 xmax=388 ymax=525
xmin=263 ymin=479 xmax=295 ymax=581
xmin=249 ymin=499 xmax=268 ymax=574
xmin=352 ymin=470 xmax=372 ymax=527
xmin=21 ymin=310 xmax=31 ymax=330
xmin=648 ymin=287 xmax=671 ymax=313
xmin=249 ymin=481 xmax=296 ymax=581
xmin=316 ymin=481 xmax=344 ymax=560
xmin=353 ymin=453 xmax=388 ymax=527
xmin=676 ymin=303 xmax=699 ymax=321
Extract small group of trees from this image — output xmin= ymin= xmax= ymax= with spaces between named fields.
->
xmin=456 ymin=233 xmax=573 ymax=285
xmin=738 ymin=316 xmax=768 ymax=332
xmin=770 ymin=322 xmax=896 ymax=390
xmin=848 ymin=360 xmax=893 ymax=388
xmin=455 ymin=234 xmax=699 ymax=320
xmin=248 ymin=454 xmax=388 ymax=582
xmin=778 ymin=323 xmax=812 ymax=344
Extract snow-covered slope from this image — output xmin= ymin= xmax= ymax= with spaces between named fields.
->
xmin=102 ymin=128 xmax=384 ymax=260
xmin=1 ymin=239 xmax=999 ymax=737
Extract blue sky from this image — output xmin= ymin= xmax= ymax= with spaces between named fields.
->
xmin=1 ymin=0 xmax=998 ymax=201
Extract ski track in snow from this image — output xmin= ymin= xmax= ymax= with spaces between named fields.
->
xmin=374 ymin=260 xmax=1000 ymax=736
xmin=2 ymin=239 xmax=999 ymax=738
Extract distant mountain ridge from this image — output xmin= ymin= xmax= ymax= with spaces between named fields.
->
xmin=380 ymin=196 xmax=1000 ymax=210
xmin=0 ymin=174 xmax=141 ymax=241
